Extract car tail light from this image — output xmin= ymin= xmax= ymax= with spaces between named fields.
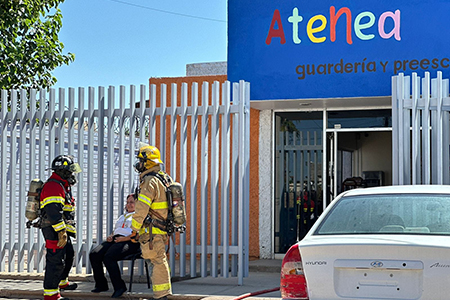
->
xmin=280 ymin=244 xmax=309 ymax=299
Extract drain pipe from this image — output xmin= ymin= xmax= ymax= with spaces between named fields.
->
xmin=231 ymin=287 xmax=280 ymax=300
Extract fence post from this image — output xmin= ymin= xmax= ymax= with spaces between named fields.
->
xmin=422 ymin=73 xmax=431 ymax=184
xmin=391 ymin=76 xmax=399 ymax=185
xmin=0 ymin=91 xmax=6 ymax=271
xmin=169 ymin=83 xmax=177 ymax=275
xmin=200 ymin=82 xmax=209 ymax=277
xmin=411 ymin=73 xmax=420 ymax=184
xmin=221 ymin=81 xmax=231 ymax=278
xmin=179 ymin=82 xmax=188 ymax=277
xmin=211 ymin=81 xmax=220 ymax=277
xmin=190 ymin=82 xmax=199 ymax=278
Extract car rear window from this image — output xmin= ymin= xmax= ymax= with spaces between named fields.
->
xmin=314 ymin=194 xmax=450 ymax=235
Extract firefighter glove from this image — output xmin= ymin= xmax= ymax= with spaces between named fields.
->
xmin=66 ymin=224 xmax=76 ymax=239
xmin=57 ymin=229 xmax=68 ymax=248
xmin=130 ymin=230 xmax=139 ymax=243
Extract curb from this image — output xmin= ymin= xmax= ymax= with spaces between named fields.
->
xmin=0 ymin=274 xmax=204 ymax=300
xmin=0 ymin=272 xmax=187 ymax=284
xmin=0 ymin=289 xmax=205 ymax=300
xmin=0 ymin=272 xmax=93 ymax=282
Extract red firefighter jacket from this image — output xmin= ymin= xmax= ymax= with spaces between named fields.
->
xmin=39 ymin=173 xmax=76 ymax=236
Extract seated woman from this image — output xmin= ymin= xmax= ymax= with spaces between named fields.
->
xmin=89 ymin=194 xmax=141 ymax=298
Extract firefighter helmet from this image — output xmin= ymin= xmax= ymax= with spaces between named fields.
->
xmin=51 ymin=155 xmax=82 ymax=185
xmin=134 ymin=144 xmax=163 ymax=173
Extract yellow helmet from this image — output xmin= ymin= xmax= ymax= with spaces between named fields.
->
xmin=134 ymin=144 xmax=163 ymax=172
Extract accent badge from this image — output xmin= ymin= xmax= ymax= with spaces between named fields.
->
xmin=370 ymin=261 xmax=384 ymax=268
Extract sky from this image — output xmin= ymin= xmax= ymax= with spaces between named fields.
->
xmin=52 ymin=0 xmax=228 ymax=90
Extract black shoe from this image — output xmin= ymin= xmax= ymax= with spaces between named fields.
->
xmin=111 ymin=287 xmax=127 ymax=298
xmin=91 ymin=287 xmax=109 ymax=293
xmin=60 ymin=282 xmax=78 ymax=290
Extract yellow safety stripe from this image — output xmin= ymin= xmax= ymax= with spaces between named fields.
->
xmin=138 ymin=194 xmax=152 ymax=206
xmin=41 ymin=196 xmax=64 ymax=208
xmin=59 ymin=278 xmax=68 ymax=286
xmin=43 ymin=288 xmax=59 ymax=296
xmin=52 ymin=221 xmax=66 ymax=231
xmin=152 ymin=226 xmax=167 ymax=234
xmin=132 ymin=219 xmax=142 ymax=230
xmin=139 ymin=227 xmax=148 ymax=235
xmin=66 ymin=224 xmax=76 ymax=233
xmin=152 ymin=282 xmax=171 ymax=292
xmin=151 ymin=201 xmax=168 ymax=210
xmin=63 ymin=205 xmax=75 ymax=212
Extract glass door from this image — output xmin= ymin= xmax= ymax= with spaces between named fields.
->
xmin=274 ymin=112 xmax=323 ymax=253
xmin=323 ymin=109 xmax=393 ymax=204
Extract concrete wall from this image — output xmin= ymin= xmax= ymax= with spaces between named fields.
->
xmin=186 ymin=62 xmax=227 ymax=76
xmin=249 ymin=108 xmax=260 ymax=258
xmin=259 ymin=110 xmax=273 ymax=259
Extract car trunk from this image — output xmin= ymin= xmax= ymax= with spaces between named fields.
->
xmin=299 ymin=235 xmax=450 ymax=300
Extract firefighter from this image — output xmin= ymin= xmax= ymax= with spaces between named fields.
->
xmin=40 ymin=155 xmax=81 ymax=300
xmin=130 ymin=143 xmax=172 ymax=300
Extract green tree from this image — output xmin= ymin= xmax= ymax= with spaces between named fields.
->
xmin=0 ymin=0 xmax=74 ymax=91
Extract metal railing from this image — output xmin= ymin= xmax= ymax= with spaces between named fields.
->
xmin=0 ymin=80 xmax=250 ymax=283
xmin=392 ymin=71 xmax=450 ymax=185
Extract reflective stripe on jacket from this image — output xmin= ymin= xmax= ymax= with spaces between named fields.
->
xmin=131 ymin=166 xmax=170 ymax=235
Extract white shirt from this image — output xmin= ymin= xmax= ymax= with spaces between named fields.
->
xmin=113 ymin=211 xmax=135 ymax=236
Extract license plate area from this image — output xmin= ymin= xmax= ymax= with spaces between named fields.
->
xmin=334 ymin=259 xmax=423 ymax=299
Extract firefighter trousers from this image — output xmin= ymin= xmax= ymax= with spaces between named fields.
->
xmin=42 ymin=226 xmax=74 ymax=298
xmin=140 ymin=234 xmax=171 ymax=298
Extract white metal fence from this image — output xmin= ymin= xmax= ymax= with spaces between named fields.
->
xmin=0 ymin=80 xmax=251 ymax=284
xmin=392 ymin=71 xmax=450 ymax=185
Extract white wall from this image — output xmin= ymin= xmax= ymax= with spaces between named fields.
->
xmin=360 ymin=131 xmax=392 ymax=185
xmin=259 ymin=110 xmax=273 ymax=259
xmin=338 ymin=131 xmax=392 ymax=185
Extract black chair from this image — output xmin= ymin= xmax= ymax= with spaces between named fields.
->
xmin=121 ymin=251 xmax=151 ymax=292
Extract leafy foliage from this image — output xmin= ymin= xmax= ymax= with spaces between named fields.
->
xmin=0 ymin=0 xmax=74 ymax=90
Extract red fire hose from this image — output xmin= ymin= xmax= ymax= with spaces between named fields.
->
xmin=231 ymin=287 xmax=280 ymax=300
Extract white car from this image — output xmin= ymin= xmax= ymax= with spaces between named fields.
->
xmin=280 ymin=185 xmax=450 ymax=300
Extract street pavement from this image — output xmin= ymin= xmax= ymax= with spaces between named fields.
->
xmin=0 ymin=259 xmax=282 ymax=300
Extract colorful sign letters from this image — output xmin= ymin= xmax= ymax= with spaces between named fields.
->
xmin=228 ymin=0 xmax=450 ymax=100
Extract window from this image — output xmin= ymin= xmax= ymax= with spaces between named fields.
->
xmin=315 ymin=194 xmax=450 ymax=235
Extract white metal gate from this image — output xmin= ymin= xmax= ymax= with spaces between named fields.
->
xmin=0 ymin=80 xmax=250 ymax=284
xmin=275 ymin=129 xmax=322 ymax=252
xmin=392 ymin=71 xmax=450 ymax=185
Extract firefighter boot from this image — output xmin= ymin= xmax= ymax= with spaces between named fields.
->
xmin=44 ymin=293 xmax=70 ymax=300
xmin=59 ymin=281 xmax=78 ymax=290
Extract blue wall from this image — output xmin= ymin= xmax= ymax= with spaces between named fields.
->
xmin=228 ymin=0 xmax=450 ymax=100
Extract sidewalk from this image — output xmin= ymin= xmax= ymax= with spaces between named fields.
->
xmin=0 ymin=260 xmax=282 ymax=300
